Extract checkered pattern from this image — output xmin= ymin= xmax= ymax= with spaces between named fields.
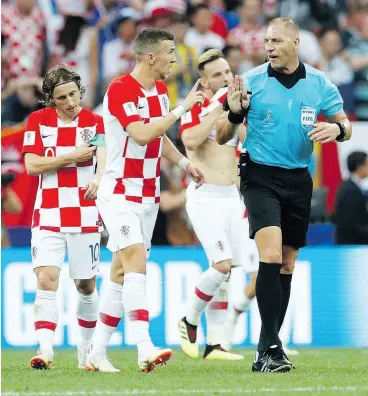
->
xmin=22 ymin=108 xmax=104 ymax=233
xmin=180 ymin=87 xmax=239 ymax=147
xmin=102 ymin=75 xmax=170 ymax=204
xmin=1 ymin=4 xmax=46 ymax=83
xmin=228 ymin=25 xmax=266 ymax=55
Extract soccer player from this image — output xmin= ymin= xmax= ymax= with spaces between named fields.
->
xmin=86 ymin=28 xmax=205 ymax=373
xmin=23 ymin=65 xmax=107 ymax=370
xmin=217 ymin=17 xmax=352 ymax=372
xmin=178 ymin=49 xmax=258 ymax=361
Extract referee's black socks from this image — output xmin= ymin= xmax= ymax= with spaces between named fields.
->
xmin=257 ymin=273 xmax=293 ymax=355
xmin=255 ymin=262 xmax=282 ymax=351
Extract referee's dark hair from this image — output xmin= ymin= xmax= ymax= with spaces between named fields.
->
xmin=347 ymin=151 xmax=368 ymax=173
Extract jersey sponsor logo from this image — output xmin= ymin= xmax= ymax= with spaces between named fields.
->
xmin=301 ymin=105 xmax=316 ymax=129
xmin=23 ymin=131 xmax=36 ymax=146
xmin=123 ymin=102 xmax=139 ymax=116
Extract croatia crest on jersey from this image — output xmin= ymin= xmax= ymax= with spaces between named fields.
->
xmin=80 ymin=128 xmax=96 ymax=144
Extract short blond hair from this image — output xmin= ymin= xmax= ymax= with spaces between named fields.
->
xmin=269 ymin=17 xmax=299 ymax=38
xmin=197 ymin=49 xmax=225 ymax=75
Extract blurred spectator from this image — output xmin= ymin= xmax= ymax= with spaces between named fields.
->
xmin=209 ymin=0 xmax=241 ymax=30
xmin=319 ymin=29 xmax=355 ymax=115
xmin=227 ymin=0 xmax=266 ymax=70
xmin=102 ymin=16 xmax=137 ymax=89
xmin=52 ymin=15 xmax=99 ymax=108
xmin=1 ymin=77 xmax=43 ymax=127
xmin=222 ymin=44 xmax=244 ymax=74
xmin=1 ymin=0 xmax=46 ymax=89
xmin=143 ymin=0 xmax=177 ymax=29
xmin=273 ymin=0 xmax=340 ymax=31
xmin=345 ymin=8 xmax=368 ymax=120
xmin=167 ymin=15 xmax=198 ymax=108
xmin=1 ymin=149 xmax=23 ymax=247
xmin=335 ymin=151 xmax=368 ymax=245
xmin=185 ymin=4 xmax=225 ymax=55
xmin=298 ymin=29 xmax=322 ymax=68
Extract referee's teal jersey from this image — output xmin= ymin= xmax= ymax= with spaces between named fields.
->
xmin=242 ymin=62 xmax=344 ymax=169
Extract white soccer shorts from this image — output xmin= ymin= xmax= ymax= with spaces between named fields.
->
xmin=96 ymin=195 xmax=159 ymax=257
xmin=186 ymin=183 xmax=258 ymax=273
xmin=31 ymin=230 xmax=101 ymax=279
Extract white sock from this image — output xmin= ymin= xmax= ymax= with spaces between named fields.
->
xmin=122 ymin=272 xmax=153 ymax=356
xmin=186 ymin=267 xmax=228 ymax=326
xmin=77 ymin=288 xmax=98 ymax=344
xmin=91 ymin=282 xmax=124 ymax=356
xmin=206 ymin=279 xmax=229 ymax=346
xmin=34 ymin=290 xmax=58 ymax=352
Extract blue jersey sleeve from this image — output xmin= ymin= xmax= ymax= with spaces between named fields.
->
xmin=321 ymin=77 xmax=344 ymax=117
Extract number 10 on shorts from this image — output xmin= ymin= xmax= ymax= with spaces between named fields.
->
xmin=89 ymin=243 xmax=100 ymax=264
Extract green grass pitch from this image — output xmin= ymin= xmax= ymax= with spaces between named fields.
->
xmin=2 ymin=349 xmax=368 ymax=395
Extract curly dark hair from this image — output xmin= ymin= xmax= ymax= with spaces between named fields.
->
xmin=40 ymin=64 xmax=86 ymax=107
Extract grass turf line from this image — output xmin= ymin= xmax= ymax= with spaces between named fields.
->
xmin=2 ymin=349 xmax=368 ymax=395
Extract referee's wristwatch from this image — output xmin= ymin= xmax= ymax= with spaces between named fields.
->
xmin=335 ymin=122 xmax=346 ymax=142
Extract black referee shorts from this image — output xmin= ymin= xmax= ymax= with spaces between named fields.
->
xmin=240 ymin=159 xmax=313 ymax=249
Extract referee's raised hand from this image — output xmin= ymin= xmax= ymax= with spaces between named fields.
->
xmin=227 ymin=75 xmax=250 ymax=114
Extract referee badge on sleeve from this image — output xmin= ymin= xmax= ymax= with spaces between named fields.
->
xmin=301 ymin=105 xmax=316 ymax=130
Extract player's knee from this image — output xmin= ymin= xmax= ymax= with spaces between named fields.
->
xmin=260 ymin=247 xmax=282 ymax=264
xmin=75 ymin=278 xmax=96 ymax=295
xmin=118 ymin=245 xmax=146 ymax=274
xmin=281 ymin=258 xmax=296 ymax=274
xmin=111 ymin=268 xmax=124 ymax=284
xmin=213 ymin=260 xmax=232 ymax=274
xmin=36 ymin=269 xmax=59 ymax=291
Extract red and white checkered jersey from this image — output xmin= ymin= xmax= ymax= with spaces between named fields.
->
xmin=1 ymin=4 xmax=46 ymax=84
xmin=101 ymin=74 xmax=170 ymax=204
xmin=228 ymin=25 xmax=266 ymax=55
xmin=22 ymin=108 xmax=104 ymax=233
xmin=180 ymin=87 xmax=240 ymax=147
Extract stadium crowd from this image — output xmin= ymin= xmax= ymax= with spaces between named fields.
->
xmin=1 ymin=0 xmax=367 ymax=246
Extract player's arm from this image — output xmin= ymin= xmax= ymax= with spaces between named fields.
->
xmin=161 ymin=134 xmax=206 ymax=188
xmin=22 ymin=112 xmax=97 ymax=176
xmin=25 ymin=147 xmax=97 ymax=176
xmin=110 ymin=79 xmax=203 ymax=146
xmin=182 ymin=106 xmax=224 ymax=151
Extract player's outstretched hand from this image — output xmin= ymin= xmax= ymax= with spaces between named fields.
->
xmin=308 ymin=123 xmax=340 ymax=144
xmin=70 ymin=145 xmax=97 ymax=162
xmin=182 ymin=79 xmax=205 ymax=112
xmin=228 ymin=75 xmax=249 ymax=114
xmin=185 ymin=163 xmax=206 ymax=189
xmin=83 ymin=176 xmax=100 ymax=200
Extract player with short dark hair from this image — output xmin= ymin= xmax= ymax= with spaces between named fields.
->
xmin=85 ymin=28 xmax=206 ymax=373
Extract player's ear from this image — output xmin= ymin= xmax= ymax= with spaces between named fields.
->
xmin=200 ymin=78 xmax=209 ymax=90
xmin=147 ymin=52 xmax=155 ymax=65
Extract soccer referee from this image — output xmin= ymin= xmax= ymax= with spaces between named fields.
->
xmin=216 ymin=17 xmax=352 ymax=373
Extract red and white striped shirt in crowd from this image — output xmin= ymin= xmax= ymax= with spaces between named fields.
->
xmin=22 ymin=108 xmax=105 ymax=233
xmin=1 ymin=4 xmax=46 ymax=84
xmin=228 ymin=25 xmax=266 ymax=55
xmin=100 ymin=75 xmax=170 ymax=204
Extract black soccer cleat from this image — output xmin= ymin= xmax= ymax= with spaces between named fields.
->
xmin=252 ymin=346 xmax=292 ymax=373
